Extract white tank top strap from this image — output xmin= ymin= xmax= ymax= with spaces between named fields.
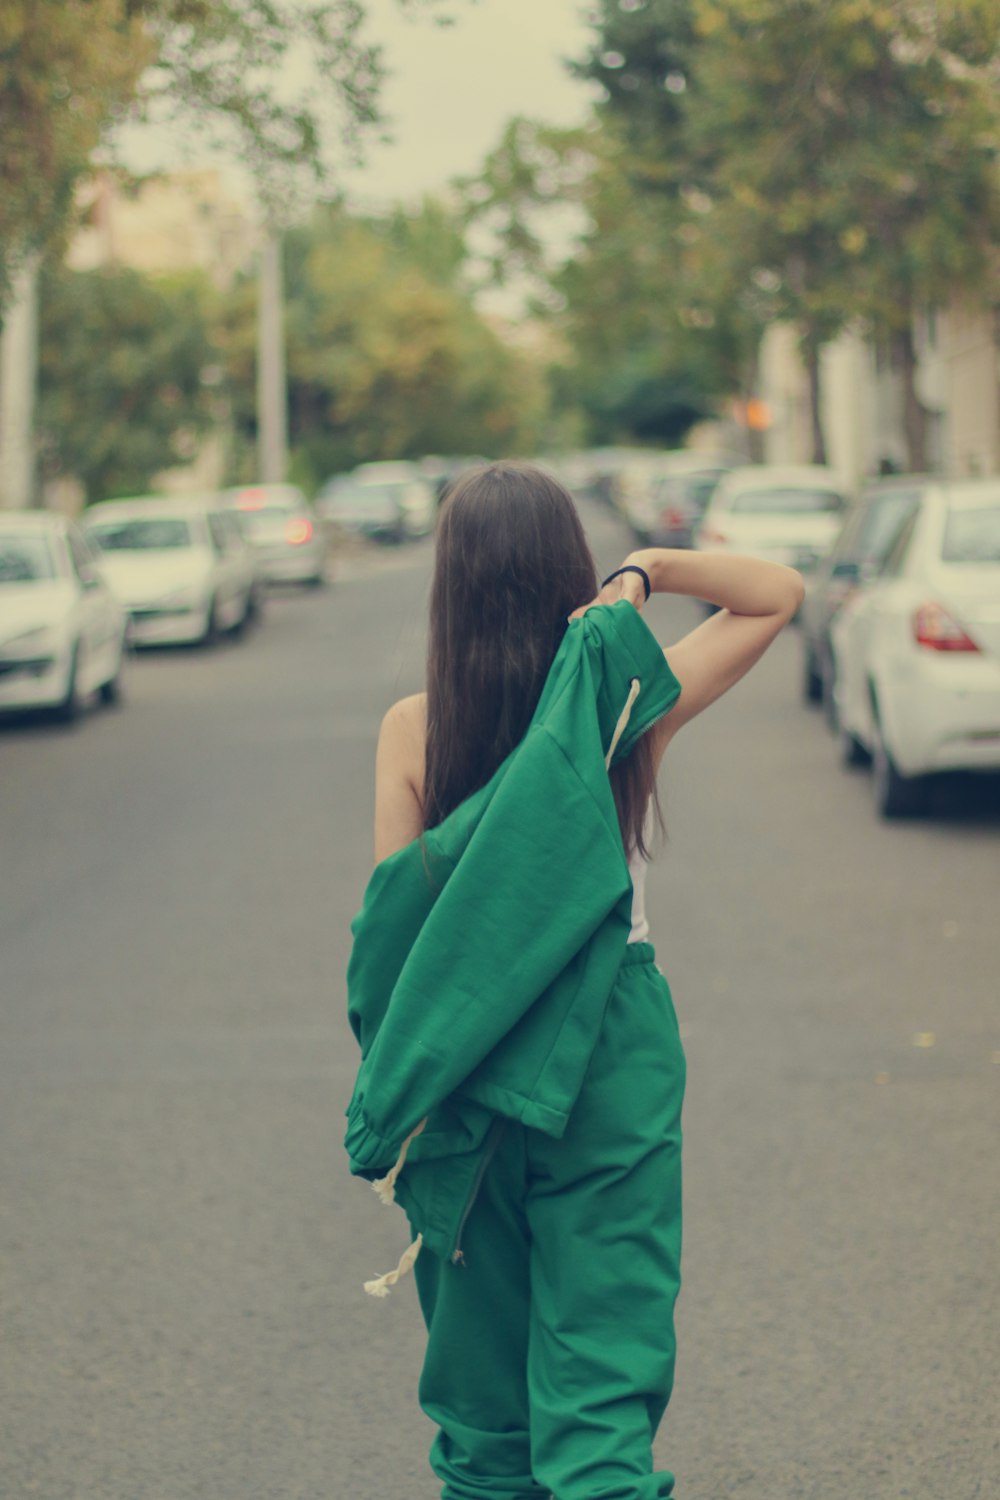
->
xmin=626 ymin=843 xmax=650 ymax=945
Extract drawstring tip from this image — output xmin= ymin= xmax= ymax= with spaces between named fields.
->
xmin=364 ymin=1233 xmax=423 ymax=1299
xmin=371 ymin=1175 xmax=396 ymax=1206
xmin=369 ymin=1116 xmax=427 ymax=1209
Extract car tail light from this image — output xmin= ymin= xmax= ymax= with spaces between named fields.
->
xmin=285 ymin=517 xmax=313 ymax=545
xmin=237 ymin=488 xmax=266 ymax=510
xmin=913 ymin=602 xmax=980 ymax=652
xmin=660 ymin=507 xmax=686 ymax=529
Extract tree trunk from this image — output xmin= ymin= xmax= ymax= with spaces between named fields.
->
xmin=804 ymin=335 xmax=828 ymax=465
xmin=742 ymin=339 xmax=765 ymax=463
xmin=0 ymin=252 xmax=40 ymax=508
xmin=893 ymin=323 xmax=928 ymax=474
xmin=257 ymin=233 xmax=288 ymax=484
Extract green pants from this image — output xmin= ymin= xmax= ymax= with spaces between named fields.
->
xmin=413 ymin=944 xmax=685 ymax=1500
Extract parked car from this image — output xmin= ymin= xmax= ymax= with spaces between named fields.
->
xmin=831 ymin=477 xmax=1000 ymax=816
xmin=694 ymin=465 xmax=850 ymax=603
xmin=800 ymin=477 xmax=925 ymax=708
xmin=315 ymin=463 xmax=436 ymax=543
xmin=646 ymin=463 xmax=730 ymax=547
xmin=83 ymin=496 xmax=262 ymax=646
xmin=419 ymin=455 xmax=488 ymax=501
xmin=221 ymin=483 xmax=327 ymax=586
xmin=0 ymin=511 xmax=127 ymax=721
xmin=612 ymin=452 xmax=732 ymax=545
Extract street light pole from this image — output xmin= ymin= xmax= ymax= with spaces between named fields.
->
xmin=257 ymin=231 xmax=288 ymax=484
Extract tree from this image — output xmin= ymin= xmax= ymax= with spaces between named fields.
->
xmin=578 ymin=0 xmax=1000 ymax=469
xmin=0 ymin=2 xmax=151 ymax=304
xmin=216 ymin=203 xmax=548 ymax=487
xmin=37 ymin=263 xmax=216 ymax=500
xmin=455 ymin=116 xmax=744 ymax=447
xmin=0 ymin=0 xmax=459 ymax=308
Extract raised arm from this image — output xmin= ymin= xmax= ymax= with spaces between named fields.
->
xmin=588 ymin=548 xmax=804 ymax=744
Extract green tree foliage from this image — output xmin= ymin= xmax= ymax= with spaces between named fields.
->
xmin=578 ymin=0 xmax=1000 ymax=468
xmin=572 ymin=0 xmax=698 ymax=192
xmin=37 ymin=263 xmax=216 ymax=501
xmin=0 ymin=0 xmax=459 ymax=307
xmin=456 ymin=116 xmax=742 ymax=446
xmin=217 ymin=202 xmax=547 ymax=487
xmin=691 ymin=0 xmax=1000 ymax=465
xmin=0 ymin=2 xmax=151 ymax=298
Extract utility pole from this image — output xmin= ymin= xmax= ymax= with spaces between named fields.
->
xmin=0 ymin=253 xmax=41 ymax=509
xmin=256 ymin=232 xmax=287 ymax=484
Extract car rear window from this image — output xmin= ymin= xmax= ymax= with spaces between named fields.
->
xmin=235 ymin=505 xmax=297 ymax=529
xmin=729 ymin=487 xmax=846 ymax=515
xmin=0 ymin=534 xmax=55 ymax=583
xmin=86 ymin=518 xmax=193 ymax=550
xmin=331 ymin=484 xmax=401 ymax=507
xmin=942 ymin=505 xmax=1000 ymax=563
xmin=856 ymin=492 xmax=919 ymax=563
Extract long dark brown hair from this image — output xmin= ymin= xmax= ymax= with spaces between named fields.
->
xmin=424 ymin=461 xmax=660 ymax=858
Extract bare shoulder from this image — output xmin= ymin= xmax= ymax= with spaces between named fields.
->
xmin=378 ymin=693 xmax=427 ymax=789
xmin=380 ymin=692 xmax=427 ymax=742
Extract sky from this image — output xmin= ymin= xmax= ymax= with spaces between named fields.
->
xmin=340 ymin=0 xmax=599 ymax=207
xmin=117 ymin=0 xmax=600 ymax=212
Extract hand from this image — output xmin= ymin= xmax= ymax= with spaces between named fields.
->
xmin=569 ymin=566 xmax=647 ymax=620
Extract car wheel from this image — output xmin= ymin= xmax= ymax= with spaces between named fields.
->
xmin=821 ymin=658 xmax=839 ymax=733
xmin=52 ymin=643 xmax=83 ymax=724
xmin=198 ymin=597 xmax=220 ymax=647
xmin=243 ymin=582 xmax=264 ymax=624
xmin=802 ymin=645 xmax=822 ymax=705
xmin=839 ymin=723 xmax=871 ymax=769
xmin=99 ymin=658 xmax=124 ymax=707
xmin=872 ymin=717 xmax=927 ymax=819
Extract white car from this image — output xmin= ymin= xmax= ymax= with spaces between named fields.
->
xmin=0 ymin=511 xmax=126 ymax=721
xmin=221 ymin=484 xmax=328 ymax=586
xmin=83 ymin=497 xmax=261 ymax=646
xmin=831 ymin=478 xmax=1000 ymax=816
xmin=694 ymin=465 xmax=851 ymax=589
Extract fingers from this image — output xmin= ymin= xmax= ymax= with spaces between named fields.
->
xmin=569 ymin=579 xmax=636 ymax=621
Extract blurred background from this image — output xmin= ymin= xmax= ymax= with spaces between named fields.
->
xmin=1 ymin=3 xmax=999 ymax=1498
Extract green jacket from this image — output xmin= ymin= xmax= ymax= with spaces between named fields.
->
xmin=344 ymin=601 xmax=681 ymax=1263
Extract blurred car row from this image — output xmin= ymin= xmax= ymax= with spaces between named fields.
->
xmin=315 ymin=456 xmax=486 ymax=543
xmin=0 ymin=455 xmax=483 ymax=726
xmin=0 ymin=482 xmax=327 ymax=723
xmin=599 ymin=446 xmax=1000 ymax=819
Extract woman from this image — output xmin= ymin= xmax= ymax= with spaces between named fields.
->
xmin=356 ymin=460 xmax=803 ymax=1500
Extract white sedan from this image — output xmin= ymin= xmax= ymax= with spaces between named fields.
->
xmin=83 ymin=497 xmax=261 ymax=646
xmin=694 ymin=464 xmax=850 ymax=590
xmin=832 ymin=478 xmax=1000 ymax=816
xmin=0 ymin=512 xmax=126 ymax=722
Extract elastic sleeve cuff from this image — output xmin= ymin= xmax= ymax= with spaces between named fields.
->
xmin=344 ymin=1096 xmax=398 ymax=1175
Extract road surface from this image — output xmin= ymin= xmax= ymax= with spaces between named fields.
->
xmin=2 ymin=497 xmax=998 ymax=1499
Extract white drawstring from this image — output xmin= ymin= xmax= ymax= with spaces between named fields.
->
xmin=605 ymin=678 xmax=641 ymax=768
xmin=371 ymin=1117 xmax=427 ymax=1206
xmin=364 ymin=1233 xmax=423 ymax=1298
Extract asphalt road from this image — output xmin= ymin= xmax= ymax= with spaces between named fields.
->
xmin=2 ymin=498 xmax=998 ymax=1500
